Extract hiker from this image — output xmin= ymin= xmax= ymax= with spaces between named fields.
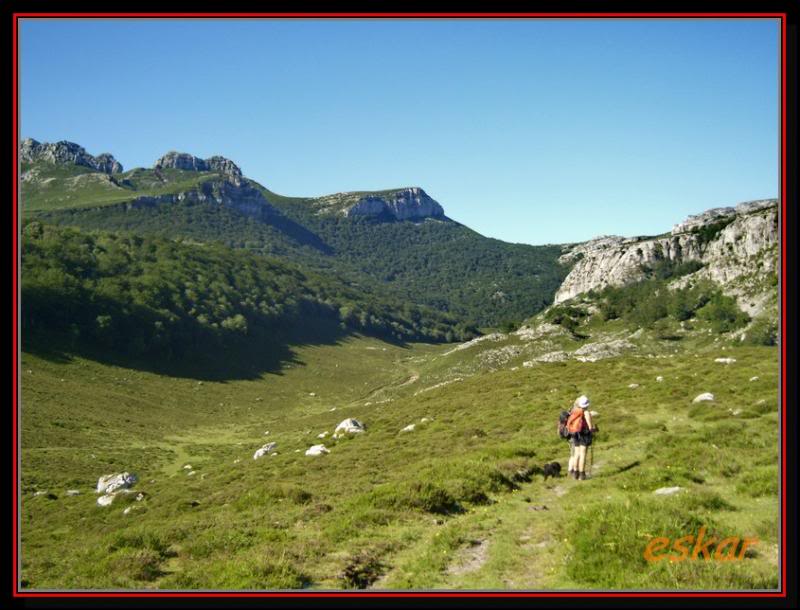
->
xmin=566 ymin=395 xmax=594 ymax=480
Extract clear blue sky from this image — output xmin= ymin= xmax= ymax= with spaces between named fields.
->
xmin=20 ymin=18 xmax=779 ymax=245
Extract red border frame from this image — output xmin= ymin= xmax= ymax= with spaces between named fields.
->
xmin=11 ymin=11 xmax=788 ymax=600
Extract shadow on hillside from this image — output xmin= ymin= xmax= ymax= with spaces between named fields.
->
xmin=22 ymin=318 xmax=406 ymax=382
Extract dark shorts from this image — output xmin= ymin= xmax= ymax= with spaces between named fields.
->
xmin=570 ymin=430 xmax=593 ymax=447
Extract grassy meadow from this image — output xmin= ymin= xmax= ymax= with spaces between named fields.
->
xmin=19 ymin=312 xmax=780 ymax=590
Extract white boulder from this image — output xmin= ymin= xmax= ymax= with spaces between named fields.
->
xmin=715 ymin=358 xmax=737 ymax=364
xmin=97 ymin=494 xmax=115 ymax=506
xmin=333 ymin=418 xmax=366 ymax=437
xmin=96 ymin=472 xmax=137 ymax=495
xmin=750 ymin=376 xmax=759 ymax=382
xmin=654 ymin=486 xmax=682 ymax=496
xmin=693 ymin=393 xmax=715 ymax=403
xmin=656 ymin=376 xmax=664 ymax=382
xmin=66 ymin=489 xmax=81 ymax=496
xmin=400 ymin=424 xmax=416 ymax=433
xmin=305 ymin=444 xmax=330 ymax=456
xmin=253 ymin=442 xmax=277 ymax=460
xmin=628 ymin=383 xmax=640 ymax=389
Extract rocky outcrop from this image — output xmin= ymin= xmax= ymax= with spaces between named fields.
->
xmin=347 ymin=187 xmax=445 ymax=220
xmin=125 ymin=177 xmax=277 ymax=221
xmin=154 ymin=151 xmax=243 ymax=185
xmin=313 ymin=187 xmax=446 ymax=221
xmin=20 ymin=138 xmax=123 ymax=174
xmin=554 ymin=200 xmax=779 ymax=305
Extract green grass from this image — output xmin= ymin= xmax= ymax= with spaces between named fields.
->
xmin=21 ymin=162 xmax=220 ymax=213
xmin=19 ymin=315 xmax=780 ymax=590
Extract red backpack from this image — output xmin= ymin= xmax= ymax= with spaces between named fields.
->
xmin=566 ymin=409 xmax=587 ymax=434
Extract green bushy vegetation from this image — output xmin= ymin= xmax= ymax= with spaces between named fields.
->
xmin=597 ymin=276 xmax=749 ymax=333
xmin=21 ymin=222 xmax=478 ymax=362
xmin=25 ymin=164 xmax=570 ymax=331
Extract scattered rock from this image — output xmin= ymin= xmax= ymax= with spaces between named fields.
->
xmin=420 ymin=417 xmax=433 ymax=424
xmin=400 ymin=424 xmax=416 ymax=433
xmin=333 ymin=418 xmax=366 ymax=438
xmin=750 ymin=376 xmax=759 ymax=382
xmin=628 ymin=383 xmax=640 ymax=389
xmin=233 ymin=458 xmax=241 ymax=464
xmin=692 ymin=393 xmax=715 ymax=403
xmin=253 ymin=442 xmax=277 ymax=460
xmin=317 ymin=431 xmax=329 ymax=439
xmin=575 ymin=339 xmax=635 ymax=362
xmin=183 ymin=464 xmax=192 ymax=470
xmin=309 ymin=392 xmax=317 ymax=397
xmin=96 ymin=472 xmax=137 ymax=495
xmin=305 ymin=444 xmax=330 ymax=456
xmin=187 ymin=471 xmax=196 ymax=476
xmin=535 ymin=351 xmax=571 ymax=363
xmin=65 ymin=489 xmax=81 ymax=496
xmin=654 ymin=486 xmax=682 ymax=496
xmin=656 ymin=376 xmax=664 ymax=382
xmin=715 ymin=358 xmax=737 ymax=364
xmin=97 ymin=494 xmax=115 ymax=506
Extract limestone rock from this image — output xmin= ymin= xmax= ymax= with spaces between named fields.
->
xmin=96 ymin=472 xmax=137 ymax=494
xmin=400 ymin=424 xmax=416 ymax=433
xmin=154 ymin=151 xmax=243 ymax=184
xmin=20 ymin=138 xmax=123 ymax=174
xmin=692 ymin=393 xmax=715 ymax=403
xmin=333 ymin=418 xmax=366 ymax=437
xmin=314 ymin=187 xmax=445 ymax=221
xmin=253 ymin=442 xmax=277 ymax=460
xmin=554 ymin=200 xmax=778 ymax=313
xmin=714 ymin=357 xmax=737 ymax=364
xmin=305 ymin=444 xmax=330 ymax=456
xmin=653 ymin=486 xmax=682 ymax=496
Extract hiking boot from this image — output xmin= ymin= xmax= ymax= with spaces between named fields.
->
xmin=573 ymin=470 xmax=580 ymax=480
xmin=579 ymin=472 xmax=587 ymax=480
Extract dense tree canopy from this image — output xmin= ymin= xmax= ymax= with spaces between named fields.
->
xmin=21 ymin=222 xmax=479 ymax=359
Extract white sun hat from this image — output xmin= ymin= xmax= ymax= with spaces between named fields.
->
xmin=577 ymin=395 xmax=590 ymax=409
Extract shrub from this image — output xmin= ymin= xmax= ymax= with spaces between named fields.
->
xmin=697 ymin=293 xmax=750 ymax=333
xmin=743 ymin=317 xmax=778 ymax=346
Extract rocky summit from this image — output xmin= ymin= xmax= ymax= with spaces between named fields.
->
xmin=154 ymin=151 xmax=243 ymax=185
xmin=311 ymin=187 xmax=446 ymax=221
xmin=347 ymin=187 xmax=445 ymax=220
xmin=20 ymin=138 xmax=123 ymax=174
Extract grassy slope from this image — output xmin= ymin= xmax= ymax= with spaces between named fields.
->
xmin=21 ymin=163 xmax=220 ymax=213
xmin=20 ymin=313 xmax=779 ymax=590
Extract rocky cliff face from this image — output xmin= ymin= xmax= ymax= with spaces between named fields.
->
xmin=554 ymin=199 xmax=779 ymax=313
xmin=20 ymin=138 xmax=123 ymax=174
xmin=347 ymin=187 xmax=445 ymax=220
xmin=154 ymin=151 xmax=243 ymax=185
xmin=125 ymin=178 xmax=276 ymax=221
xmin=311 ymin=187 xmax=446 ymax=221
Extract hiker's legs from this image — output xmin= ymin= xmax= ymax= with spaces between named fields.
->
xmin=575 ymin=445 xmax=587 ymax=473
xmin=568 ymin=442 xmax=576 ymax=472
